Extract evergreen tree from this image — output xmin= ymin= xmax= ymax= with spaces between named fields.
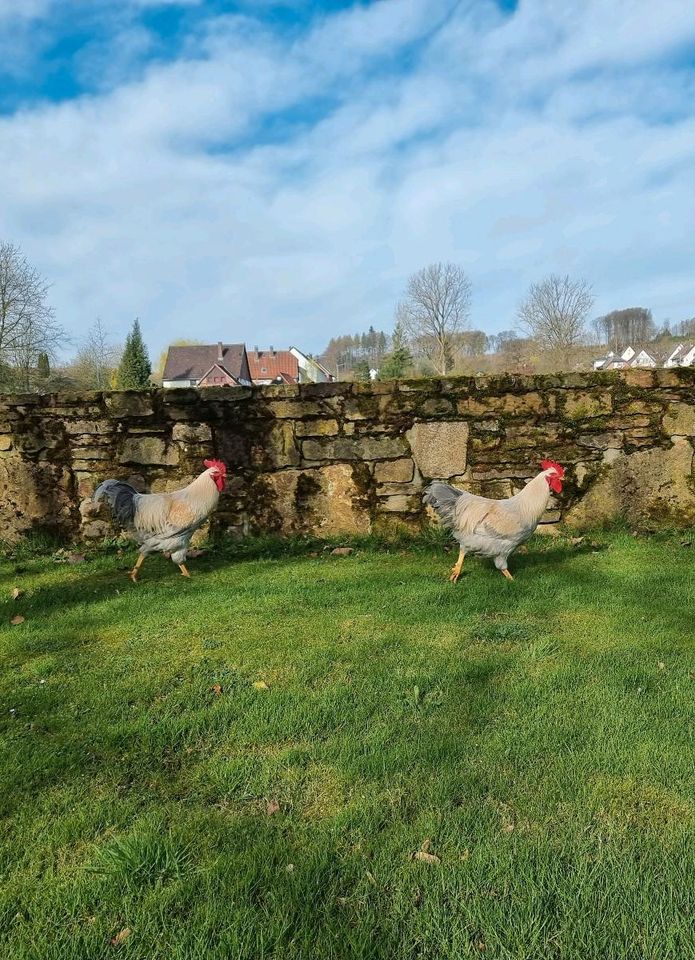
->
xmin=379 ymin=322 xmax=413 ymax=380
xmin=116 ymin=319 xmax=152 ymax=389
xmin=37 ymin=352 xmax=50 ymax=380
xmin=353 ymin=359 xmax=372 ymax=383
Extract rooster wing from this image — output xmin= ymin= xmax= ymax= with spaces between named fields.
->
xmin=425 ymin=483 xmax=525 ymax=539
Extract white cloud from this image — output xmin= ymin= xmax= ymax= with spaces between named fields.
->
xmin=1 ymin=0 xmax=694 ymax=359
xmin=0 ymin=0 xmax=198 ymax=20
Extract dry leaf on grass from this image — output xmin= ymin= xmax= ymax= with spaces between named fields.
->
xmin=110 ymin=927 xmax=131 ymax=946
xmin=210 ymin=683 xmax=223 ymax=696
xmin=10 ymin=615 xmax=25 ymax=626
xmin=412 ymin=839 xmax=441 ymax=864
xmin=266 ymin=799 xmax=280 ymax=816
xmin=11 ymin=587 xmax=23 ymax=600
xmin=252 ymin=680 xmax=269 ymax=691
xmin=331 ymin=547 xmax=353 ymax=556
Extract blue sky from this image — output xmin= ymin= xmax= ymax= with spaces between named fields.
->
xmin=1 ymin=0 xmax=695 ymax=359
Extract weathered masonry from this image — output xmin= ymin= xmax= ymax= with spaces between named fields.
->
xmin=0 ymin=369 xmax=694 ymax=542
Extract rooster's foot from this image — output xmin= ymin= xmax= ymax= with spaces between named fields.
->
xmin=449 ymin=548 xmax=465 ymax=584
xmin=179 ymin=563 xmax=191 ymax=579
xmin=501 ymin=569 xmax=514 ymax=581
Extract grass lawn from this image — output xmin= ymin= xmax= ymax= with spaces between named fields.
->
xmin=1 ymin=530 xmax=694 ymax=960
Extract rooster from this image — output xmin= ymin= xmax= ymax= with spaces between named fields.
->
xmin=93 ymin=458 xmax=227 ymax=582
xmin=424 ymin=460 xmax=565 ymax=582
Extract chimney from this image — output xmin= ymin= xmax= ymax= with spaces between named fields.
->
xmin=217 ymin=342 xmax=223 ymax=361
xmin=270 ymin=344 xmax=275 ymax=356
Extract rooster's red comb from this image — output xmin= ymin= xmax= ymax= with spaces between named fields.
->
xmin=204 ymin=458 xmax=227 ymax=473
xmin=540 ymin=459 xmax=564 ymax=477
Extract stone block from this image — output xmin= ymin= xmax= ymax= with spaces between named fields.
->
xmin=622 ymin=369 xmax=655 ymax=388
xmin=79 ymin=497 xmax=101 ymax=518
xmin=662 ymin=402 xmax=695 ymax=437
xmin=406 ymin=420 xmax=469 ymax=479
xmin=577 ymin=432 xmax=624 ymax=450
xmin=72 ymin=447 xmax=112 ymax=460
xmin=81 ymin=519 xmax=111 ymax=539
xmin=378 ymin=494 xmax=417 ymax=513
xmin=264 ymin=421 xmax=300 ymax=468
xmin=302 ymin=436 xmax=407 ymax=462
xmin=76 ymin=475 xmax=96 ymax=497
xmin=106 ymin=392 xmax=155 ymax=417
xmin=563 ymin=391 xmax=612 ymax=419
xmin=654 ymin=369 xmax=694 ymax=389
xmin=14 ymin=429 xmax=62 ymax=453
xmin=161 ymin=388 xmax=200 ymax=405
xmin=419 ymin=397 xmax=455 ymax=417
xmin=270 ymin=399 xmax=324 ymax=419
xmin=261 ymin=383 xmax=301 ymax=399
xmin=256 ymin=464 xmax=370 ymax=535
xmin=0 ymin=436 xmax=11 ymax=451
xmin=565 ymin=438 xmax=695 ymax=528
xmin=119 ymin=437 xmax=179 ymax=466
xmin=65 ymin=420 xmax=113 ymax=435
xmin=172 ymin=422 xmax=213 ymax=443
xmin=374 ymin=458 xmax=415 ymax=483
xmin=343 ymin=398 xmax=376 ymax=420
xmin=294 ymin=418 xmax=340 ymax=437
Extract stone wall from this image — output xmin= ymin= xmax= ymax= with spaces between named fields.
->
xmin=1 ymin=369 xmax=694 ymax=542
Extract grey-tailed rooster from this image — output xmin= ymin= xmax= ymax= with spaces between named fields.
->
xmin=424 ymin=460 xmax=565 ymax=582
xmin=93 ymin=458 xmax=227 ymax=582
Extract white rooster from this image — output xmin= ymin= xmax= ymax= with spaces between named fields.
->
xmin=93 ymin=458 xmax=227 ymax=582
xmin=424 ymin=459 xmax=565 ymax=582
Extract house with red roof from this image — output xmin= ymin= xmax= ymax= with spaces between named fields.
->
xmin=161 ymin=342 xmax=333 ymax=389
xmin=161 ymin=343 xmax=252 ymax=389
xmin=247 ymin=346 xmax=334 ymax=385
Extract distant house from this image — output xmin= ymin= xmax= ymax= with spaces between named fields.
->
xmin=664 ymin=343 xmax=695 ymax=368
xmin=593 ymin=345 xmax=659 ymax=371
xmin=161 ymin=343 xmax=252 ymax=388
xmin=247 ymin=346 xmax=334 ymax=386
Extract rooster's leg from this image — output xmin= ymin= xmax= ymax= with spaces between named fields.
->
xmin=178 ymin=563 xmax=191 ymax=579
xmin=129 ymin=553 xmax=145 ymax=583
xmin=501 ymin=568 xmax=514 ymax=581
xmin=449 ymin=548 xmax=465 ymax=584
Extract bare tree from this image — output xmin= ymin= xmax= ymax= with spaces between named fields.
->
xmin=517 ymin=274 xmax=593 ymax=365
xmin=397 ymin=262 xmax=472 ymax=375
xmin=66 ymin=318 xmax=122 ymax=389
xmin=593 ymin=307 xmax=655 ymax=351
xmin=0 ymin=241 xmax=66 ymax=390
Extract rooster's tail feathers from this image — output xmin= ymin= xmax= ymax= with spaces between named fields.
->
xmin=93 ymin=479 xmax=139 ymax=527
xmin=423 ymin=482 xmax=463 ymax=531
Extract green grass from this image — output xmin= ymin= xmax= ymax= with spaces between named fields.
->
xmin=1 ymin=531 xmax=694 ymax=960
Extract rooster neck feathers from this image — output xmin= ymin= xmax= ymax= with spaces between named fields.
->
xmin=510 ymin=472 xmax=553 ymax=525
